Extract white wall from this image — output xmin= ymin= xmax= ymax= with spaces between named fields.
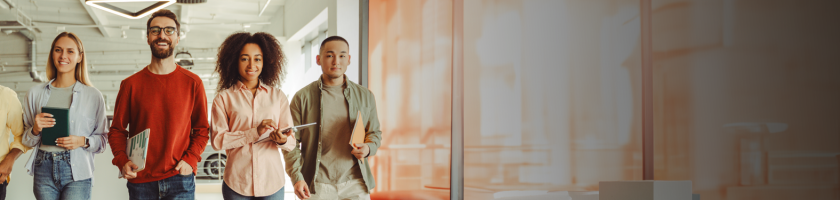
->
xmin=336 ymin=0 xmax=360 ymax=84
xmin=285 ymin=0 xmax=337 ymax=38
xmin=283 ymin=0 xmax=360 ymax=85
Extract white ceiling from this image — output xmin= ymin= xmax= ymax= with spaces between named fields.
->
xmin=0 ymin=0 xmax=289 ymax=112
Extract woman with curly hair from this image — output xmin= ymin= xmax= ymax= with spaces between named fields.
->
xmin=210 ymin=32 xmax=294 ymax=200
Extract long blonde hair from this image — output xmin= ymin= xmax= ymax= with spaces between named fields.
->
xmin=46 ymin=32 xmax=93 ymax=86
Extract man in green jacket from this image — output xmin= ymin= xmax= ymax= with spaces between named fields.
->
xmin=285 ymin=36 xmax=382 ymax=200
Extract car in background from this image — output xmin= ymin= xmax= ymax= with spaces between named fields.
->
xmin=197 ymin=145 xmax=226 ymax=180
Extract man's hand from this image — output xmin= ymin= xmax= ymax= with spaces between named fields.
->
xmin=32 ymin=113 xmax=55 ymax=135
xmin=257 ymin=119 xmax=276 ymax=136
xmin=56 ymin=136 xmax=86 ymax=150
xmin=0 ymin=158 xmax=13 ymax=182
xmin=294 ymin=180 xmax=311 ymax=199
xmin=0 ymin=149 xmax=22 ymax=182
xmin=270 ymin=128 xmax=291 ymax=144
xmin=175 ymin=160 xmax=193 ymax=175
xmin=122 ymin=161 xmax=139 ymax=179
xmin=351 ymin=143 xmax=370 ymax=160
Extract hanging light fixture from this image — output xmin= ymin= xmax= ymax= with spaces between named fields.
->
xmin=176 ymin=0 xmax=206 ymax=4
xmin=85 ymin=0 xmax=176 ymax=19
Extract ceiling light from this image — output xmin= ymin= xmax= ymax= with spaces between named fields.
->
xmin=259 ymin=0 xmax=271 ymax=16
xmin=176 ymin=0 xmax=206 ymax=4
xmin=85 ymin=0 xmax=176 ymax=19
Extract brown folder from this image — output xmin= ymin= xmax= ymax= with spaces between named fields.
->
xmin=349 ymin=110 xmax=366 ymax=148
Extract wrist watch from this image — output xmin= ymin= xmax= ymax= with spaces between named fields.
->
xmin=83 ymin=138 xmax=90 ymax=148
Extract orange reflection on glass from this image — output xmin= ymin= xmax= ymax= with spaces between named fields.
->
xmin=368 ymin=0 xmax=452 ymax=198
xmin=462 ymin=0 xmax=643 ymax=198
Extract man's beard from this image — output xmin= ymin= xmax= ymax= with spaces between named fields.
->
xmin=150 ymin=39 xmax=174 ymax=59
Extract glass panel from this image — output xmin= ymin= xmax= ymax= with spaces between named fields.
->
xmin=368 ymin=0 xmax=453 ymax=198
xmin=652 ymin=0 xmax=840 ymax=199
xmin=463 ymin=0 xmax=643 ymax=198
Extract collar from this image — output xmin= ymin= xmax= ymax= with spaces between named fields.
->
xmin=237 ymin=80 xmax=270 ymax=92
xmin=45 ymin=79 xmax=83 ymax=93
xmin=318 ymin=74 xmax=348 ymax=90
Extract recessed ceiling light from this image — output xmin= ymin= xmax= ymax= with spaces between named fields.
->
xmin=85 ymin=0 xmax=176 ymax=19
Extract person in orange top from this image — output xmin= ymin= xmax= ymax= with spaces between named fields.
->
xmin=211 ymin=32 xmax=295 ymax=200
xmin=108 ymin=9 xmax=210 ymax=200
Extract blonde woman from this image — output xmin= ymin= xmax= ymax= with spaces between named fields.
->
xmin=21 ymin=32 xmax=108 ymax=200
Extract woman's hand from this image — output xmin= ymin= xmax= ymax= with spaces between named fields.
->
xmin=33 ymin=113 xmax=55 ymax=135
xmin=56 ymin=136 xmax=86 ymax=150
xmin=257 ymin=119 xmax=276 ymax=135
xmin=270 ymin=128 xmax=292 ymax=144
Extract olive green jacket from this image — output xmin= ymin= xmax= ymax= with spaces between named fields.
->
xmin=284 ymin=76 xmax=382 ymax=193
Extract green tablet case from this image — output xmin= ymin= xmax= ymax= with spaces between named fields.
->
xmin=40 ymin=107 xmax=70 ymax=146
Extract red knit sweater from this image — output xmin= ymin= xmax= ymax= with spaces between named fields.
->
xmin=108 ymin=65 xmax=210 ymax=183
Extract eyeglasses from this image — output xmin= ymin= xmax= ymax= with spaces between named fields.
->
xmin=148 ymin=26 xmax=177 ymax=36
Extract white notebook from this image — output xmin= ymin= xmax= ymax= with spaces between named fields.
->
xmin=119 ymin=128 xmax=150 ymax=178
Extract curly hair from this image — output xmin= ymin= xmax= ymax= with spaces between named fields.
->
xmin=215 ymin=32 xmax=286 ymax=91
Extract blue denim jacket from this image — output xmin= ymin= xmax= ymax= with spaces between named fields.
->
xmin=21 ymin=79 xmax=108 ymax=183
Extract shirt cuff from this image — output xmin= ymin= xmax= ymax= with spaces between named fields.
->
xmin=291 ymin=172 xmax=305 ymax=184
xmin=181 ymin=154 xmax=199 ymax=172
xmin=10 ymin=143 xmax=29 ymax=154
xmin=247 ymin=128 xmax=261 ymax=143
xmin=364 ymin=142 xmax=375 ymax=157
xmin=84 ymin=137 xmax=94 ymax=151
xmin=23 ymin=127 xmax=41 ymax=146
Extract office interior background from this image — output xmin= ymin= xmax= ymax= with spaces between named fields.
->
xmin=0 ymin=0 xmax=838 ymax=199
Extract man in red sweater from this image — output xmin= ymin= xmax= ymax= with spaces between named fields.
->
xmin=108 ymin=9 xmax=209 ymax=199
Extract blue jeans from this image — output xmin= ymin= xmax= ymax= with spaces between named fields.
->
xmin=33 ymin=150 xmax=92 ymax=200
xmin=222 ymin=182 xmax=284 ymax=200
xmin=127 ymin=173 xmax=195 ymax=200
